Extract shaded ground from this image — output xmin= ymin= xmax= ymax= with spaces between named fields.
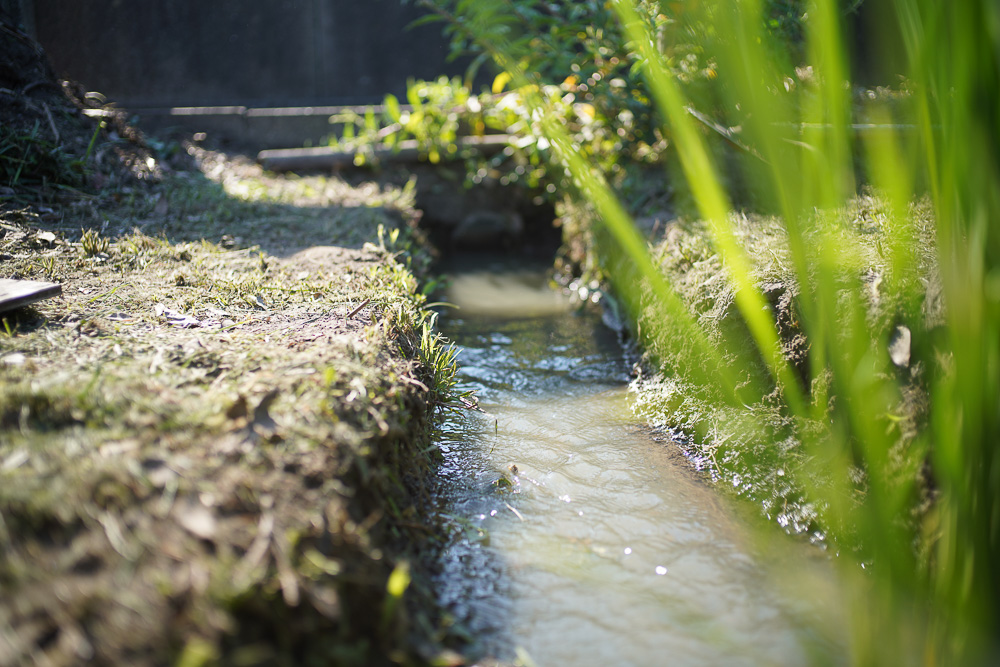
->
xmin=0 ymin=34 xmax=467 ymax=665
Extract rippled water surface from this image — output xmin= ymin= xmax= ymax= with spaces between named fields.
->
xmin=433 ymin=257 xmax=837 ymax=666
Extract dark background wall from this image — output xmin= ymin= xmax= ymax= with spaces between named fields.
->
xmin=26 ymin=0 xmax=465 ymax=108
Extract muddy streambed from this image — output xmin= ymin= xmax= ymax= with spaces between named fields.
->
xmin=432 ymin=256 xmax=842 ymax=666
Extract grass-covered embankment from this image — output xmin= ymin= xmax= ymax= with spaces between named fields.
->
xmin=598 ymin=194 xmax=940 ymax=544
xmin=1 ymin=134 xmax=462 ymax=665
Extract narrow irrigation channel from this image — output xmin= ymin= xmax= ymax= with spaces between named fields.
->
xmin=430 ymin=255 xmax=841 ymax=666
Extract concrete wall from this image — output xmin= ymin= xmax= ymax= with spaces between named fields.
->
xmin=29 ymin=0 xmax=465 ymax=108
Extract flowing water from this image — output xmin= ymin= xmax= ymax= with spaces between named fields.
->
xmin=433 ymin=256 xmax=839 ymax=666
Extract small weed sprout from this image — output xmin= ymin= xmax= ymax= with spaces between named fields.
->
xmin=369 ymin=223 xmax=404 ymax=257
xmin=37 ymin=255 xmax=56 ymax=277
xmin=80 ymin=229 xmax=110 ymax=257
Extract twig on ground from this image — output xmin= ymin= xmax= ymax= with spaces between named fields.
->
xmin=348 ymin=298 xmax=371 ymax=318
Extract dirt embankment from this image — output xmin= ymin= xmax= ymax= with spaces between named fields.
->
xmin=0 ymin=31 xmax=466 ymax=666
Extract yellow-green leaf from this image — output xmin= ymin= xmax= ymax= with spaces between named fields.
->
xmin=492 ymin=71 xmax=512 ymax=94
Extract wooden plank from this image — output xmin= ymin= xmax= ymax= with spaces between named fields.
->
xmin=258 ymin=134 xmax=512 ymax=172
xmin=0 ymin=279 xmax=62 ymax=313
